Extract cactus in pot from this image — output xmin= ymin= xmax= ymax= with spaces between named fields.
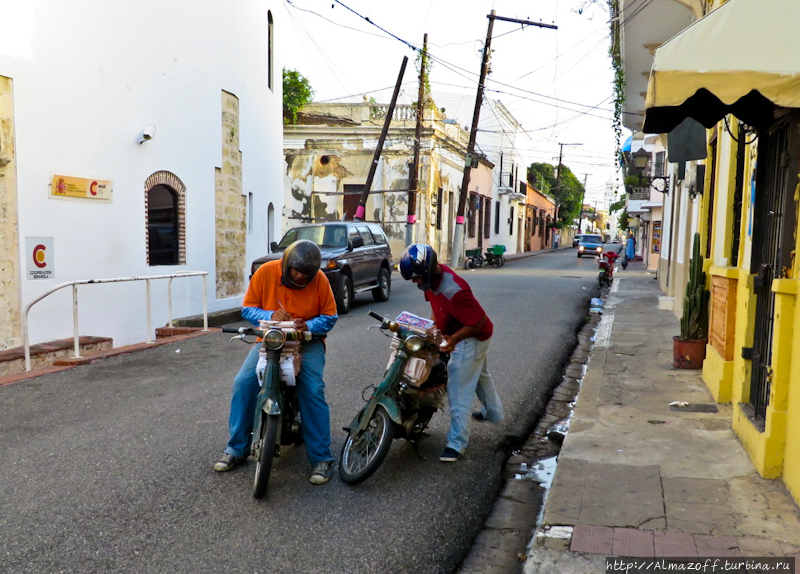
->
xmin=680 ymin=233 xmax=710 ymax=340
xmin=674 ymin=233 xmax=709 ymax=368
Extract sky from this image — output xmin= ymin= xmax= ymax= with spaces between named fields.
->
xmin=280 ymin=0 xmax=623 ymax=210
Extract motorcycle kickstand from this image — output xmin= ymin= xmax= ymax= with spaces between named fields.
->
xmin=408 ymin=439 xmax=426 ymax=460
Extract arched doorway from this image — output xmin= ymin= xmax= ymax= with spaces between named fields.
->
xmin=145 ymin=171 xmax=186 ymax=266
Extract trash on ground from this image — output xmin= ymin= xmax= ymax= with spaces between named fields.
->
xmin=547 ymin=419 xmax=570 ymax=444
xmin=590 ymin=298 xmax=604 ymax=307
xmin=669 ymin=400 xmax=689 ymax=407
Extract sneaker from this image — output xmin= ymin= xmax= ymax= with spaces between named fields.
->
xmin=472 ymin=410 xmax=486 ymax=421
xmin=214 ymin=453 xmax=244 ymax=472
xmin=439 ymin=447 xmax=461 ymax=462
xmin=309 ymin=461 xmax=333 ymax=485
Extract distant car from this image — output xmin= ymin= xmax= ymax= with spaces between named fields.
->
xmin=250 ymin=222 xmax=393 ymax=314
xmin=577 ymin=234 xmax=604 ymax=258
xmin=572 ymin=234 xmax=584 ymax=248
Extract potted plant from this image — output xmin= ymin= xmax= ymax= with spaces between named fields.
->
xmin=673 ymin=233 xmax=709 ymax=368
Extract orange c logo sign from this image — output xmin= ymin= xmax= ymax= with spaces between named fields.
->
xmin=90 ymin=181 xmax=98 ymax=196
xmin=33 ymin=244 xmax=47 ymax=268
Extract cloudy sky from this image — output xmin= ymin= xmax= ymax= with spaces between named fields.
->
xmin=280 ymin=0 xmax=623 ymax=209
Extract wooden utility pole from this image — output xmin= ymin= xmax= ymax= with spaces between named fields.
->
xmin=449 ymin=12 xmax=557 ymax=267
xmin=354 ymin=56 xmax=408 ymax=222
xmin=577 ymin=173 xmax=590 ymax=233
xmin=406 ymin=34 xmax=427 ymax=246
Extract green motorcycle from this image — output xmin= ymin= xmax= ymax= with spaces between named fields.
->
xmin=223 ymin=324 xmax=312 ymax=499
xmin=339 ymin=311 xmax=449 ymax=485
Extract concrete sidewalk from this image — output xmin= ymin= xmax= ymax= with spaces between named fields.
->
xmin=526 ymin=265 xmax=800 ymax=572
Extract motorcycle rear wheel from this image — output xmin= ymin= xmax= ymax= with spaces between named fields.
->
xmin=339 ymin=405 xmax=394 ymax=485
xmin=253 ymin=414 xmax=280 ymax=499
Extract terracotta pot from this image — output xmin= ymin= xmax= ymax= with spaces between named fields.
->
xmin=673 ymin=336 xmax=707 ymax=369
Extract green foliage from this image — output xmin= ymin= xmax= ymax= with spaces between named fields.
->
xmin=609 ymin=194 xmax=627 ymax=213
xmin=415 ymin=47 xmax=433 ymax=100
xmin=528 ymin=162 xmax=584 ymax=226
xmin=680 ymin=233 xmax=710 ymax=340
xmin=283 ymin=68 xmax=314 ymax=125
xmin=608 ymin=0 xmax=625 ymax=173
xmin=618 ymin=209 xmax=629 ymax=230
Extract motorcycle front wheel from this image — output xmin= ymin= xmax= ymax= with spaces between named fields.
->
xmin=339 ymin=405 xmax=395 ymax=485
xmin=253 ymin=414 xmax=280 ymax=499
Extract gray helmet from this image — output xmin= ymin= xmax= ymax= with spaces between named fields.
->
xmin=281 ymin=239 xmax=321 ymax=289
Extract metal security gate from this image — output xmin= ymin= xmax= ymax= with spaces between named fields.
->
xmin=748 ymin=116 xmax=798 ymax=423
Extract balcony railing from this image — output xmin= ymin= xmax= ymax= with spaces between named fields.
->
xmin=369 ymin=104 xmax=417 ymax=121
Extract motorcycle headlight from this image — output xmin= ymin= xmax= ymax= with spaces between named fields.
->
xmin=596 ymin=247 xmax=603 ymax=252
xmin=405 ymin=335 xmax=424 ymax=353
xmin=263 ymin=328 xmax=285 ymax=350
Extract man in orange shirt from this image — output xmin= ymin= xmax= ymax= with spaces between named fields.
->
xmin=214 ymin=240 xmax=338 ymax=485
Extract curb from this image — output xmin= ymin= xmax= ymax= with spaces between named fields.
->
xmin=0 ymin=328 xmax=221 ymax=387
xmin=458 ymin=283 xmax=610 ymax=573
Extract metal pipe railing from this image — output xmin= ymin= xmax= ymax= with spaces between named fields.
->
xmin=22 ymin=271 xmax=209 ymax=372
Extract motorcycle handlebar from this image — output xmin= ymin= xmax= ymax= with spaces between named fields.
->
xmin=368 ymin=311 xmax=385 ymax=322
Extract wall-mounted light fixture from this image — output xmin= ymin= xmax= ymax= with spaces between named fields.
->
xmin=631 ymin=147 xmax=669 ymax=193
xmin=139 ymin=125 xmax=156 ymax=144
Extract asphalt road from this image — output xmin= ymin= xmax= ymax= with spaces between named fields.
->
xmin=0 ymin=247 xmax=612 ymax=574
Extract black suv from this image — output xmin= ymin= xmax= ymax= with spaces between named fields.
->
xmin=250 ymin=222 xmax=394 ymax=314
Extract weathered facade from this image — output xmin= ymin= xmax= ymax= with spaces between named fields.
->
xmin=283 ymin=102 xmax=470 ymax=260
xmin=0 ymin=76 xmax=21 ymax=349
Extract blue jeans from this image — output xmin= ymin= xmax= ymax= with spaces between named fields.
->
xmin=446 ymin=337 xmax=504 ymax=454
xmin=224 ymin=339 xmax=333 ymax=466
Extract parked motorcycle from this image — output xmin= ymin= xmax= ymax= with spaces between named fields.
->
xmin=222 ymin=322 xmax=312 ymax=499
xmin=338 ymin=311 xmax=449 ymax=485
xmin=597 ymin=250 xmax=618 ymax=287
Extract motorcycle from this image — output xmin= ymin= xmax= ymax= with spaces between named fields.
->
xmin=222 ymin=322 xmax=313 ymax=499
xmin=338 ymin=310 xmax=449 ymax=485
xmin=597 ymin=250 xmax=618 ymax=287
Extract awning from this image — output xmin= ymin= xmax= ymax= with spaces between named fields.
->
xmin=643 ymin=0 xmax=800 ymax=134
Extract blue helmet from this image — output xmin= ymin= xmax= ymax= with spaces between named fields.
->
xmin=399 ymin=243 xmax=438 ymax=291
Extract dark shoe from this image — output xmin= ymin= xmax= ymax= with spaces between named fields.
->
xmin=439 ymin=447 xmax=461 ymax=462
xmin=309 ymin=461 xmax=333 ymax=485
xmin=214 ymin=453 xmax=244 ymax=472
xmin=472 ymin=411 xmax=486 ymax=421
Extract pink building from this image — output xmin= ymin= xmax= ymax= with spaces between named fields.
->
xmin=523 ymin=183 xmax=557 ymax=252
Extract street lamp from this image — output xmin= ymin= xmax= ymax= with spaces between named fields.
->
xmin=630 ymin=148 xmax=669 ymax=193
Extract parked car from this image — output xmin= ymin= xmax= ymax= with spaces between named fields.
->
xmin=572 ymin=234 xmax=584 ymax=248
xmin=250 ymin=222 xmax=393 ymax=314
xmin=577 ymin=234 xmax=604 ymax=258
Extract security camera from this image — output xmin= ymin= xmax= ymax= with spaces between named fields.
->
xmin=139 ymin=125 xmax=156 ymax=144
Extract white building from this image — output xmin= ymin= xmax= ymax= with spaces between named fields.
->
xmin=0 ymin=1 xmax=284 ymax=351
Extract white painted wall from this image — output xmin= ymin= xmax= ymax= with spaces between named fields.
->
xmin=1 ymin=0 xmax=283 ymax=347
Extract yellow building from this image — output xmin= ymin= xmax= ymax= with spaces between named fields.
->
xmin=617 ymin=0 xmax=800 ymax=505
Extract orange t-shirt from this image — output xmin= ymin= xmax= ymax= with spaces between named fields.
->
xmin=243 ymin=260 xmax=337 ymax=321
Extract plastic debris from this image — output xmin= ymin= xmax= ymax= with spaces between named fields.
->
xmin=669 ymin=400 xmax=689 ymax=407
xmin=590 ymin=298 xmax=604 ymax=307
xmin=547 ymin=419 xmax=570 ymax=444
xmin=175 ymin=349 xmax=181 ymax=353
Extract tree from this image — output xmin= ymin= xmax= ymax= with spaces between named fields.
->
xmin=283 ymin=68 xmax=314 ymax=125
xmin=527 ymin=162 xmax=585 ymax=227
xmin=609 ymin=194 xmax=627 ymax=213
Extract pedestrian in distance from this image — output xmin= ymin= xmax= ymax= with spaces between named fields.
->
xmin=553 ymin=231 xmax=560 ymax=250
xmin=214 ymin=239 xmax=339 ymax=485
xmin=625 ymin=231 xmax=636 ymax=263
xmin=399 ymin=243 xmax=504 ymax=463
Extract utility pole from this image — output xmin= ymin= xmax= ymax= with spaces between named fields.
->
xmin=450 ymin=12 xmax=557 ymax=267
xmin=577 ymin=173 xmax=589 ymax=233
xmin=354 ymin=56 xmax=408 ymax=222
xmin=552 ymin=142 xmax=580 ymax=237
xmin=406 ymin=34 xmax=427 ymax=246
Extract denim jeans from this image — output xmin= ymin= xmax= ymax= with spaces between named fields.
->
xmin=224 ymin=339 xmax=333 ymax=466
xmin=445 ymin=336 xmax=504 ymax=454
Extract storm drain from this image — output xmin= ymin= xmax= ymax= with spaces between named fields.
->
xmin=669 ymin=403 xmax=719 ymax=413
